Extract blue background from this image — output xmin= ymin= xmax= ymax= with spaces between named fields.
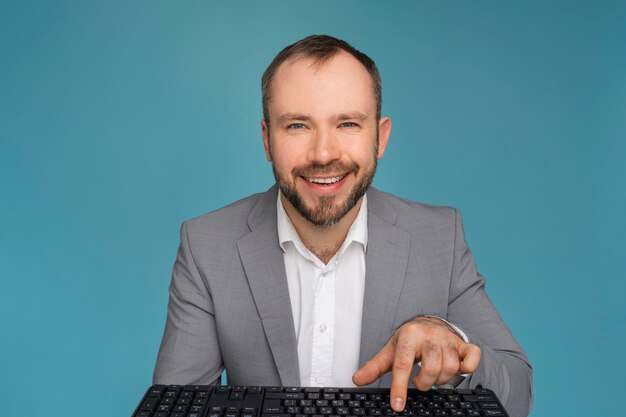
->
xmin=1 ymin=1 xmax=624 ymax=416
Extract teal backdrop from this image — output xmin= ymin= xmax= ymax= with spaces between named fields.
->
xmin=1 ymin=1 xmax=624 ymax=416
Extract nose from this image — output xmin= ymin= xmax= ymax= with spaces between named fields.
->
xmin=307 ymin=127 xmax=341 ymax=165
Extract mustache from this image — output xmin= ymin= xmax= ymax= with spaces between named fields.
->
xmin=293 ymin=161 xmax=358 ymax=177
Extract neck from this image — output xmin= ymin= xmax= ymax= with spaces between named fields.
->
xmin=281 ymin=194 xmax=363 ymax=264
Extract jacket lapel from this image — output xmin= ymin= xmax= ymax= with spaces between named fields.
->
xmin=236 ymin=186 xmax=301 ymax=386
xmin=359 ymin=189 xmax=411 ymax=385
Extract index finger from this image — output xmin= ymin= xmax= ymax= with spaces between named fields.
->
xmin=389 ymin=333 xmax=421 ymax=412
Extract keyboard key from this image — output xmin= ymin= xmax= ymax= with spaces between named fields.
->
xmin=476 ymin=395 xmax=494 ymax=401
xmin=177 ymin=397 xmax=191 ymax=405
xmin=140 ymin=397 xmax=159 ymax=412
xmin=230 ymin=391 xmax=245 ymax=401
xmin=160 ymin=396 xmax=176 ymax=405
xmin=483 ymin=411 xmax=505 ymax=416
xmin=267 ymin=392 xmax=305 ymax=400
xmin=474 ymin=388 xmax=491 ymax=394
xmin=149 ymin=385 xmax=167 ymax=397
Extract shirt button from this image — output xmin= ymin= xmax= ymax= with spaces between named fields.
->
xmin=319 ymin=324 xmax=327 ymax=333
xmin=321 ymin=270 xmax=328 ymax=277
xmin=316 ymin=376 xmax=324 ymax=384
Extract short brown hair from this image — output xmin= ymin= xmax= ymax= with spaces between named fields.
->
xmin=261 ymin=34 xmax=382 ymax=125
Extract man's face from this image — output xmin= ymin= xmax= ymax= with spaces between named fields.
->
xmin=262 ymin=51 xmax=391 ymax=228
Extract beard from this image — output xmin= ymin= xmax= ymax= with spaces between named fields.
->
xmin=271 ymin=142 xmax=378 ymax=229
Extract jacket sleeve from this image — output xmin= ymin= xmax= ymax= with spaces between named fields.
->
xmin=153 ymin=221 xmax=223 ymax=385
xmin=447 ymin=210 xmax=533 ymax=417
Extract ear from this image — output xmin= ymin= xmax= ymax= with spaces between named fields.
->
xmin=261 ymin=119 xmax=272 ymax=161
xmin=376 ymin=117 xmax=392 ymax=159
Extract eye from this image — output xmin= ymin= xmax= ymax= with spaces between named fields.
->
xmin=288 ymin=123 xmax=306 ymax=130
xmin=339 ymin=121 xmax=357 ymax=128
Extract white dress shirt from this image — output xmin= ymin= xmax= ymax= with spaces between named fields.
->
xmin=277 ymin=193 xmax=368 ymax=387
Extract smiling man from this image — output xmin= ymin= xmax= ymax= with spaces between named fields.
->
xmin=153 ymin=35 xmax=533 ymax=417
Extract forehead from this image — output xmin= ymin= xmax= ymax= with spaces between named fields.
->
xmin=269 ymin=51 xmax=376 ymax=120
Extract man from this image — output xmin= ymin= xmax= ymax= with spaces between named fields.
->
xmin=154 ymin=35 xmax=532 ymax=417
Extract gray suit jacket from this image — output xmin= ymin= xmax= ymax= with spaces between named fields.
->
xmin=153 ymin=186 xmax=532 ymax=417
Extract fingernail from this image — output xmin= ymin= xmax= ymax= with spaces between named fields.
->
xmin=393 ymin=398 xmax=403 ymax=410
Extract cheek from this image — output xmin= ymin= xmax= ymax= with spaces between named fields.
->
xmin=270 ymin=142 xmax=304 ymax=171
xmin=348 ymin=146 xmax=377 ymax=167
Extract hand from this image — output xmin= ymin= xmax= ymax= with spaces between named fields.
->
xmin=352 ymin=316 xmax=481 ymax=412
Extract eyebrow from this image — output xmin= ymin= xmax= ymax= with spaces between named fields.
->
xmin=276 ymin=113 xmax=312 ymax=124
xmin=334 ymin=112 xmax=368 ymax=122
xmin=276 ymin=112 xmax=369 ymax=124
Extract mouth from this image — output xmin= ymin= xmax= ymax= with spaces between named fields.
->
xmin=299 ymin=172 xmax=351 ymax=193
xmin=304 ymin=174 xmax=347 ymax=185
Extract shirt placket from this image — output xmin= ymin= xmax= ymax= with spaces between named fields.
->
xmin=309 ymin=263 xmax=335 ymax=386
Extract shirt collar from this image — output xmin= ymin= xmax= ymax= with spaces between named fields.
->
xmin=276 ymin=192 xmax=368 ymax=256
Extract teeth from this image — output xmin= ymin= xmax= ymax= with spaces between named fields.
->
xmin=307 ymin=175 xmax=345 ymax=184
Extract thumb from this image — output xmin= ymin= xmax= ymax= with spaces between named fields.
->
xmin=458 ymin=342 xmax=481 ymax=374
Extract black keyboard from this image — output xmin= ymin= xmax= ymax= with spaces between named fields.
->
xmin=131 ymin=385 xmax=509 ymax=417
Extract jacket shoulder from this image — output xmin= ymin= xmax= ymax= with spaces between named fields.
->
xmin=369 ymin=189 xmax=458 ymax=233
xmin=183 ymin=190 xmax=269 ymax=238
